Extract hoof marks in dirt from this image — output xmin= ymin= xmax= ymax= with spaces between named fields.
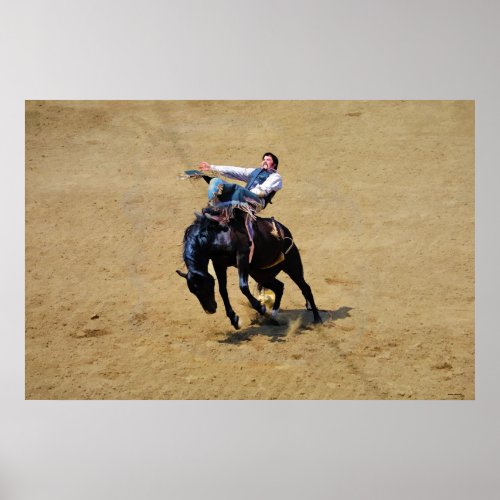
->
xmin=72 ymin=328 xmax=110 ymax=339
xmin=71 ymin=314 xmax=110 ymax=339
xmin=130 ymin=312 xmax=147 ymax=326
xmin=432 ymin=361 xmax=453 ymax=370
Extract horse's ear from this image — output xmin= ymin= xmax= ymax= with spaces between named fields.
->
xmin=176 ymin=270 xmax=188 ymax=279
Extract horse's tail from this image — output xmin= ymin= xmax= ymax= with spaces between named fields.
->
xmin=286 ymin=233 xmax=304 ymax=269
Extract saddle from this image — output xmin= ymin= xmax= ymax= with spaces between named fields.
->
xmin=201 ymin=208 xmax=287 ymax=266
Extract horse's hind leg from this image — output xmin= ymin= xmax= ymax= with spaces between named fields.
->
xmin=288 ymin=273 xmax=322 ymax=324
xmin=250 ymin=270 xmax=284 ymax=320
xmin=283 ymin=252 xmax=322 ymax=324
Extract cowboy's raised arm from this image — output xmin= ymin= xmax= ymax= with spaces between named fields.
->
xmin=198 ymin=162 xmax=255 ymax=182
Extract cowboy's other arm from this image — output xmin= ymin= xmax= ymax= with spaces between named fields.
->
xmin=250 ymin=172 xmax=282 ymax=197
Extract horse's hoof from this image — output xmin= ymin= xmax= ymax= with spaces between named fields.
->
xmin=264 ymin=309 xmax=281 ymax=325
xmin=231 ymin=315 xmax=241 ymax=330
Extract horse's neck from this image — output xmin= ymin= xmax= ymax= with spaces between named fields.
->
xmin=185 ymin=229 xmax=210 ymax=273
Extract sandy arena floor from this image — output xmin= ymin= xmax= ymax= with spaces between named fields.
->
xmin=25 ymin=100 xmax=474 ymax=399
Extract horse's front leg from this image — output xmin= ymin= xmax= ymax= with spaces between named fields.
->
xmin=213 ymin=261 xmax=241 ymax=329
xmin=237 ymin=252 xmax=266 ymax=315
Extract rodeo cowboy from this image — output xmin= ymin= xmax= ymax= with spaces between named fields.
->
xmin=198 ymin=152 xmax=282 ymax=209
xmin=198 ymin=152 xmax=283 ymax=264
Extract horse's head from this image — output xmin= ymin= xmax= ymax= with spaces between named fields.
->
xmin=176 ymin=269 xmax=217 ymax=314
xmin=178 ymin=215 xmax=222 ymax=314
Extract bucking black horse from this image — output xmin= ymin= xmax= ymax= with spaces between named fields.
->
xmin=176 ymin=212 xmax=322 ymax=329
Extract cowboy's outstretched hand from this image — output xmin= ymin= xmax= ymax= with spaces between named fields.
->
xmin=199 ymin=162 xmax=211 ymax=171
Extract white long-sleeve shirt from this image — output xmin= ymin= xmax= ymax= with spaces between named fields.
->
xmin=209 ymin=165 xmax=282 ymax=197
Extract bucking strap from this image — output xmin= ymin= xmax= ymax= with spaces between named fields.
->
xmin=260 ymin=252 xmax=285 ymax=269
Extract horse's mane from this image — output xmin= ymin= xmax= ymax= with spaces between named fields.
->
xmin=182 ymin=214 xmax=224 ymax=271
xmin=183 ymin=214 xmax=216 ymax=244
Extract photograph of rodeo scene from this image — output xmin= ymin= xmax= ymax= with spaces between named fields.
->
xmin=25 ymin=100 xmax=474 ymax=400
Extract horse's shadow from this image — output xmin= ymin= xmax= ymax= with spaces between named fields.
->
xmin=218 ymin=306 xmax=353 ymax=345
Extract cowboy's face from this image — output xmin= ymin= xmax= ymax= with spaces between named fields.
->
xmin=262 ymin=155 xmax=275 ymax=170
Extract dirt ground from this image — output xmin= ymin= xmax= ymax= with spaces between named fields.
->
xmin=25 ymin=100 xmax=474 ymax=400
